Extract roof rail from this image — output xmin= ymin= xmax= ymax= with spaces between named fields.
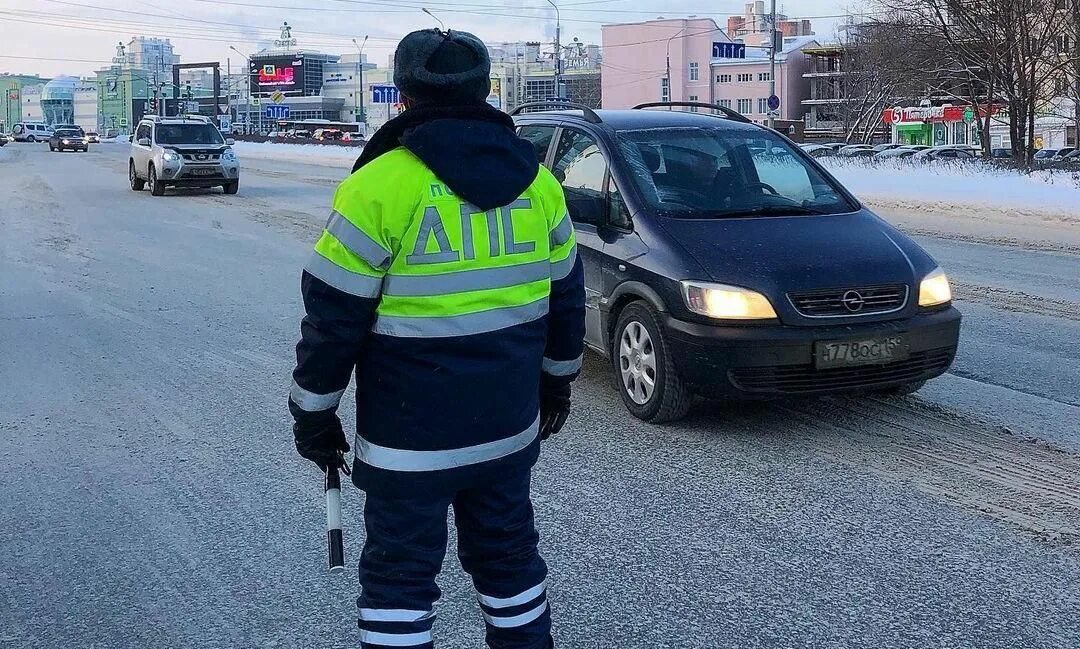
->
xmin=632 ymin=101 xmax=752 ymax=124
xmin=509 ymin=101 xmax=602 ymax=124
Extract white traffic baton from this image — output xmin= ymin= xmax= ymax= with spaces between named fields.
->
xmin=325 ymin=466 xmax=345 ymax=572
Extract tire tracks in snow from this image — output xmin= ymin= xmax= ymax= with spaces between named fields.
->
xmin=950 ymin=281 xmax=1080 ymax=321
xmin=899 ymin=227 xmax=1080 ymax=256
xmin=779 ymin=396 xmax=1080 ymax=545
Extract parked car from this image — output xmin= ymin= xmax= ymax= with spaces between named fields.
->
xmin=1051 ymin=147 xmax=1076 ymax=160
xmin=989 ymin=148 xmax=1014 ymax=159
xmin=511 ymin=102 xmax=961 ymax=422
xmin=0 ymin=133 xmax=7 ymax=147
xmin=1062 ymin=149 xmax=1080 ymax=166
xmin=912 ymin=146 xmax=977 ymax=162
xmin=1033 ymin=148 xmax=1060 ymax=164
xmin=129 ymin=115 xmax=240 ymax=196
xmin=313 ymin=128 xmax=345 ymax=141
xmin=49 ymin=126 xmax=88 ymax=152
xmin=799 ymin=144 xmax=835 ymax=158
xmin=873 ymin=146 xmax=922 ymax=160
xmin=871 ymin=143 xmax=904 ymax=152
xmin=837 ymin=144 xmax=875 ymax=157
xmin=11 ymin=122 xmax=53 ymax=142
xmin=86 ymin=132 xmax=101 ymax=143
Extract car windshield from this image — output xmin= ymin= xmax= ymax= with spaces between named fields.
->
xmin=155 ymin=124 xmax=224 ymax=145
xmin=616 ymin=126 xmax=856 ymax=218
xmin=1033 ymin=149 xmax=1056 ymax=158
xmin=56 ymin=129 xmax=82 ymax=137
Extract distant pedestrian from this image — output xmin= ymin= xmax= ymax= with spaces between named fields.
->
xmin=289 ymin=28 xmax=585 ymax=649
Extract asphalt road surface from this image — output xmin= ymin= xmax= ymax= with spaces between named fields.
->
xmin=2 ymin=142 xmax=1079 ymax=649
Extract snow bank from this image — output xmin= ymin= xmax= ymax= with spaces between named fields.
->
xmin=233 ymin=141 xmax=361 ymax=168
xmin=820 ymin=159 xmax=1080 ymax=217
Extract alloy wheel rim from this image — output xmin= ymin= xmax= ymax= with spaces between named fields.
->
xmin=619 ymin=320 xmax=657 ymax=405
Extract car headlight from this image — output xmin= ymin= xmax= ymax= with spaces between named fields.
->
xmin=162 ymin=151 xmax=180 ymax=162
xmin=62 ymin=139 xmax=70 ymax=144
xmin=221 ymin=148 xmax=237 ymax=161
xmin=918 ymin=267 xmax=952 ymax=307
xmin=681 ymin=281 xmax=778 ymax=320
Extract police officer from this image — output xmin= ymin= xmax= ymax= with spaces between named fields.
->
xmin=289 ymin=29 xmax=585 ymax=649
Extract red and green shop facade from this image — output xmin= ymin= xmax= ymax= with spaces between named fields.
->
xmin=882 ymin=105 xmax=1001 ymax=146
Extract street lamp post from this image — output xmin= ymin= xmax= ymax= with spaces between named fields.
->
xmin=229 ymin=46 xmax=254 ymax=134
xmin=665 ymin=27 xmax=687 ymax=108
xmin=546 ymin=0 xmax=562 ymax=99
xmin=352 ymin=36 xmax=368 ymax=134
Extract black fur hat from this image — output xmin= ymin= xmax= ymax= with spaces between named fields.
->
xmin=393 ymin=29 xmax=491 ymax=106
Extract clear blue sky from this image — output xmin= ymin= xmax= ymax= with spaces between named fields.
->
xmin=0 ymin=0 xmax=850 ymax=78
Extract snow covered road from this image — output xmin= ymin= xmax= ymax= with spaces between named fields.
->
xmin=1 ymin=143 xmax=1078 ymax=648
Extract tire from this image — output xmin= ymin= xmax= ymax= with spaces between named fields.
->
xmin=129 ymin=161 xmax=145 ymax=191
xmin=26 ymin=136 xmax=35 ymax=143
xmin=611 ymin=301 xmax=692 ymax=423
xmin=875 ymin=380 xmax=926 ymax=396
xmin=222 ymin=181 xmax=239 ymax=195
xmin=148 ymin=164 xmax=165 ymax=196
xmin=49 ymin=144 xmax=55 ymax=151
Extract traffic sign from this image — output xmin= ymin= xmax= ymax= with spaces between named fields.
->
xmin=119 ymin=118 xmax=128 ymax=127
xmin=372 ymin=85 xmax=400 ymax=105
xmin=251 ymin=98 xmax=261 ymax=106
xmin=264 ymin=104 xmax=290 ymax=119
xmin=270 ymin=90 xmax=285 ymax=104
xmin=767 ymin=94 xmax=780 ymax=112
xmin=711 ymin=42 xmax=746 ymax=59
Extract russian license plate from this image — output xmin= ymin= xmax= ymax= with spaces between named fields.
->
xmin=190 ymin=167 xmax=217 ymax=176
xmin=815 ymin=335 xmax=910 ymax=369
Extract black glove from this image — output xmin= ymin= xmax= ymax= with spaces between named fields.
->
xmin=539 ymin=383 xmax=571 ymax=440
xmin=292 ymin=412 xmax=350 ymax=471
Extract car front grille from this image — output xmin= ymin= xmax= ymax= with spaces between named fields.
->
xmin=181 ymin=153 xmax=221 ymax=162
xmin=788 ymin=284 xmax=908 ymax=317
xmin=728 ymin=348 xmax=954 ymax=394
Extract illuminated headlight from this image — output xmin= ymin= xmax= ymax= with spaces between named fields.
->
xmin=162 ymin=151 xmax=180 ymax=162
xmin=221 ymin=148 xmax=237 ymax=161
xmin=62 ymin=139 xmax=70 ymax=144
xmin=918 ymin=267 xmax=952 ymax=307
xmin=681 ymin=281 xmax=777 ymax=320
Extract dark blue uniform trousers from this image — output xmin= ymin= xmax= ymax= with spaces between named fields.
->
xmin=356 ymin=471 xmax=552 ymax=649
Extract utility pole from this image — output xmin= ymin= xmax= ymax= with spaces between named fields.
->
xmin=768 ymin=0 xmax=777 ymax=129
xmin=352 ymin=36 xmax=368 ymax=134
xmin=547 ymin=0 xmax=562 ymax=99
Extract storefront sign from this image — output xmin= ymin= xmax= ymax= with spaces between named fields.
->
xmin=883 ymin=104 xmax=1002 ymax=125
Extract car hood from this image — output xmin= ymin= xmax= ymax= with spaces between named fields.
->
xmin=656 ymin=208 xmax=933 ymax=295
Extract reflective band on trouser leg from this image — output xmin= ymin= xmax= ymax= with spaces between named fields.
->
xmin=358 ymin=629 xmax=433 ymax=647
xmin=355 ymin=413 xmax=540 ymax=472
xmin=290 ymin=379 xmax=345 ymax=412
xmin=305 ymin=251 xmax=383 ymax=298
xmin=324 ymin=210 xmax=392 ymax=270
xmin=477 ymin=581 xmax=546 ymax=609
xmin=372 ymin=298 xmax=549 ymax=339
xmin=549 ymin=244 xmax=577 ymax=281
xmin=542 ymin=355 xmax=582 ymax=376
xmin=381 ymin=259 xmax=550 ymax=297
xmin=549 ymin=213 xmax=573 ymax=248
xmin=482 ymin=602 xmax=549 ymax=628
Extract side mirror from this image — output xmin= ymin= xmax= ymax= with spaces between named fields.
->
xmin=566 ymin=192 xmax=607 ymax=226
xmin=128 ymin=135 xmax=134 ymax=143
xmin=137 ymin=137 xmax=151 ymax=147
xmin=225 ymin=138 xmax=235 ymax=146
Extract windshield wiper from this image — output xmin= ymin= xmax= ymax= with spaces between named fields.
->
xmin=711 ymin=205 xmax=830 ymax=218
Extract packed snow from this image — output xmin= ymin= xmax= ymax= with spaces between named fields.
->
xmin=821 ymin=158 xmax=1080 ymax=218
xmin=233 ymin=141 xmax=361 ymax=168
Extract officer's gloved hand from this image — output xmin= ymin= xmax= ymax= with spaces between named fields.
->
xmin=293 ymin=411 xmax=351 ymax=471
xmin=539 ymin=383 xmax=571 ymax=440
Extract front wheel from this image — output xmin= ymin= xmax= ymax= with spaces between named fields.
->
xmin=148 ymin=165 xmax=165 ymax=196
xmin=129 ymin=161 xmax=145 ymax=191
xmin=26 ymin=136 xmax=36 ymax=143
xmin=49 ymin=144 xmax=55 ymax=151
xmin=222 ymin=181 xmax=239 ymax=195
xmin=612 ymin=301 xmax=692 ymax=423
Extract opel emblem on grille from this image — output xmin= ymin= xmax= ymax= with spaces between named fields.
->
xmin=841 ymin=290 xmax=865 ymax=312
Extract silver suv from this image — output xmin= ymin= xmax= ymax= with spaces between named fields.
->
xmin=128 ymin=115 xmax=240 ymax=196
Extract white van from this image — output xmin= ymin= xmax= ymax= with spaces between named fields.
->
xmin=12 ymin=122 xmax=54 ymax=142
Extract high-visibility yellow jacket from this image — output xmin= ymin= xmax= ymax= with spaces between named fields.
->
xmin=290 ymin=136 xmax=584 ymax=494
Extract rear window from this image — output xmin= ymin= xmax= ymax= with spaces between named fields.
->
xmin=616 ymin=126 xmax=856 ymax=218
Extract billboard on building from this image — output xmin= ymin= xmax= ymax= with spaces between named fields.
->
xmin=250 ymin=56 xmax=305 ymax=96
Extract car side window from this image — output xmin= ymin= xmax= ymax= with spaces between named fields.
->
xmin=135 ymin=123 xmax=150 ymax=142
xmin=551 ymin=129 xmax=608 ymax=225
xmin=517 ymin=125 xmax=556 ymax=166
